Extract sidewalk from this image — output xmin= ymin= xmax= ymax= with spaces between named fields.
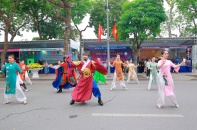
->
xmin=1 ymin=72 xmax=196 ymax=81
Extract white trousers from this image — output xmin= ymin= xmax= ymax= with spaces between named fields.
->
xmin=157 ymin=73 xmax=178 ymax=106
xmin=25 ymin=71 xmax=32 ymax=84
xmin=111 ymin=72 xmax=126 ymax=89
xmin=4 ymin=75 xmax=27 ymax=103
xmin=126 ymin=71 xmax=139 ymax=84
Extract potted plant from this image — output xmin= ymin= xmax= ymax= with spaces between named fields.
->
xmin=28 ymin=63 xmax=43 ymax=78
xmin=28 ymin=63 xmax=43 ymax=69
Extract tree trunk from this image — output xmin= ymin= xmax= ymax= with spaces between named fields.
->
xmin=1 ymin=24 xmax=9 ymax=66
xmin=63 ymin=7 xmax=71 ymax=55
xmin=79 ymin=32 xmax=83 ymax=61
xmin=63 ymin=26 xmax=69 ymax=55
xmin=166 ymin=0 xmax=174 ymax=38
xmin=38 ymin=28 xmax=42 ymax=40
xmin=133 ymin=49 xmax=138 ymax=65
xmin=168 ymin=7 xmax=173 ymax=38
xmin=10 ymin=33 xmax=16 ymax=42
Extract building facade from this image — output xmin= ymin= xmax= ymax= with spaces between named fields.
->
xmin=83 ymin=37 xmax=196 ymax=72
xmin=0 ymin=39 xmax=79 ymax=65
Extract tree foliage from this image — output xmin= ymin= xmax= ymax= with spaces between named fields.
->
xmin=0 ymin=0 xmax=28 ymax=65
xmin=159 ymin=0 xmax=196 ymax=37
xmin=48 ymin=0 xmax=93 ymax=56
xmin=89 ymin=0 xmax=128 ymax=37
xmin=0 ymin=0 xmax=28 ymax=42
xmin=176 ymin=0 xmax=197 ymax=36
xmin=20 ymin=0 xmax=65 ymax=40
xmin=71 ymin=0 xmax=93 ymax=60
xmin=118 ymin=0 xmax=167 ymax=63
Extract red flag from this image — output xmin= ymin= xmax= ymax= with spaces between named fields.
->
xmin=98 ymin=24 xmax=104 ymax=42
xmin=112 ymin=23 xmax=118 ymax=40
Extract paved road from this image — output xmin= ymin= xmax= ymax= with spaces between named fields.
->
xmin=0 ymin=79 xmax=197 ymax=130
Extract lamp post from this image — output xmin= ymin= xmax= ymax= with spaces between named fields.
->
xmin=106 ymin=0 xmax=111 ymax=77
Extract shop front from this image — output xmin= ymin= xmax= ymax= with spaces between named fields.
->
xmin=83 ymin=38 xmax=195 ymax=73
xmin=137 ymin=46 xmax=192 ymax=73
xmin=0 ymin=39 xmax=79 ymax=73
xmin=19 ymin=48 xmax=64 ymax=64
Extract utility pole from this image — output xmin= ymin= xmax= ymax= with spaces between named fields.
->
xmin=106 ymin=0 xmax=111 ymax=77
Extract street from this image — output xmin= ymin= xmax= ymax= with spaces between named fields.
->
xmin=0 ymin=76 xmax=197 ymax=130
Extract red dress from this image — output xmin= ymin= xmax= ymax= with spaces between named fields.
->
xmin=71 ymin=60 xmax=107 ymax=102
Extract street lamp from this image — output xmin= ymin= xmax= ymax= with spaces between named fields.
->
xmin=106 ymin=0 xmax=111 ymax=77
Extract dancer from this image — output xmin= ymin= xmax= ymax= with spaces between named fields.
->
xmin=147 ymin=57 xmax=158 ymax=90
xmin=157 ymin=50 xmax=186 ymax=108
xmin=50 ymin=61 xmax=63 ymax=91
xmin=93 ymin=58 xmax=107 ymax=84
xmin=110 ymin=54 xmax=127 ymax=90
xmin=19 ymin=60 xmax=32 ymax=91
xmin=146 ymin=59 xmax=151 ymax=78
xmin=56 ymin=56 xmax=77 ymax=93
xmin=1 ymin=54 xmax=27 ymax=104
xmin=126 ymin=59 xmax=139 ymax=84
xmin=70 ymin=52 xmax=108 ymax=106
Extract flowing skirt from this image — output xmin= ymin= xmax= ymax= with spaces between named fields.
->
xmin=4 ymin=75 xmax=27 ymax=103
xmin=72 ymin=76 xmax=93 ymax=102
xmin=157 ymin=72 xmax=178 ymax=106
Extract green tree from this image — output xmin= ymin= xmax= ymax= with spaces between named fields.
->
xmin=176 ymin=0 xmax=197 ymax=36
xmin=47 ymin=0 xmax=74 ymax=55
xmin=89 ymin=0 xmax=128 ymax=38
xmin=20 ymin=0 xmax=65 ymax=40
xmin=118 ymin=0 xmax=167 ymax=63
xmin=48 ymin=0 xmax=93 ymax=56
xmin=0 ymin=0 xmax=28 ymax=65
xmin=159 ymin=0 xmax=194 ymax=37
xmin=71 ymin=0 xmax=93 ymax=60
xmin=161 ymin=0 xmax=177 ymax=37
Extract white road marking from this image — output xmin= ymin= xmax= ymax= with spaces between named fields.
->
xmin=99 ymin=88 xmax=145 ymax=90
xmin=92 ymin=113 xmax=184 ymax=118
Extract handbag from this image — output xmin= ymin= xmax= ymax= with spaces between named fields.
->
xmin=164 ymin=85 xmax=174 ymax=96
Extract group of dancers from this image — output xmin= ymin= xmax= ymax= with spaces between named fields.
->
xmin=1 ymin=50 xmax=186 ymax=108
xmin=50 ymin=53 xmax=107 ymax=106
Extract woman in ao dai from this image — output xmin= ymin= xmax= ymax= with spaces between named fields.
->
xmin=148 ymin=57 xmax=158 ymax=90
xmin=157 ymin=50 xmax=186 ymax=108
xmin=126 ymin=59 xmax=139 ymax=84
xmin=110 ymin=55 xmax=127 ymax=90
xmin=1 ymin=54 xmax=27 ymax=104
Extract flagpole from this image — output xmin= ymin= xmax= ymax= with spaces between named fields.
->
xmin=106 ymin=0 xmax=111 ymax=77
